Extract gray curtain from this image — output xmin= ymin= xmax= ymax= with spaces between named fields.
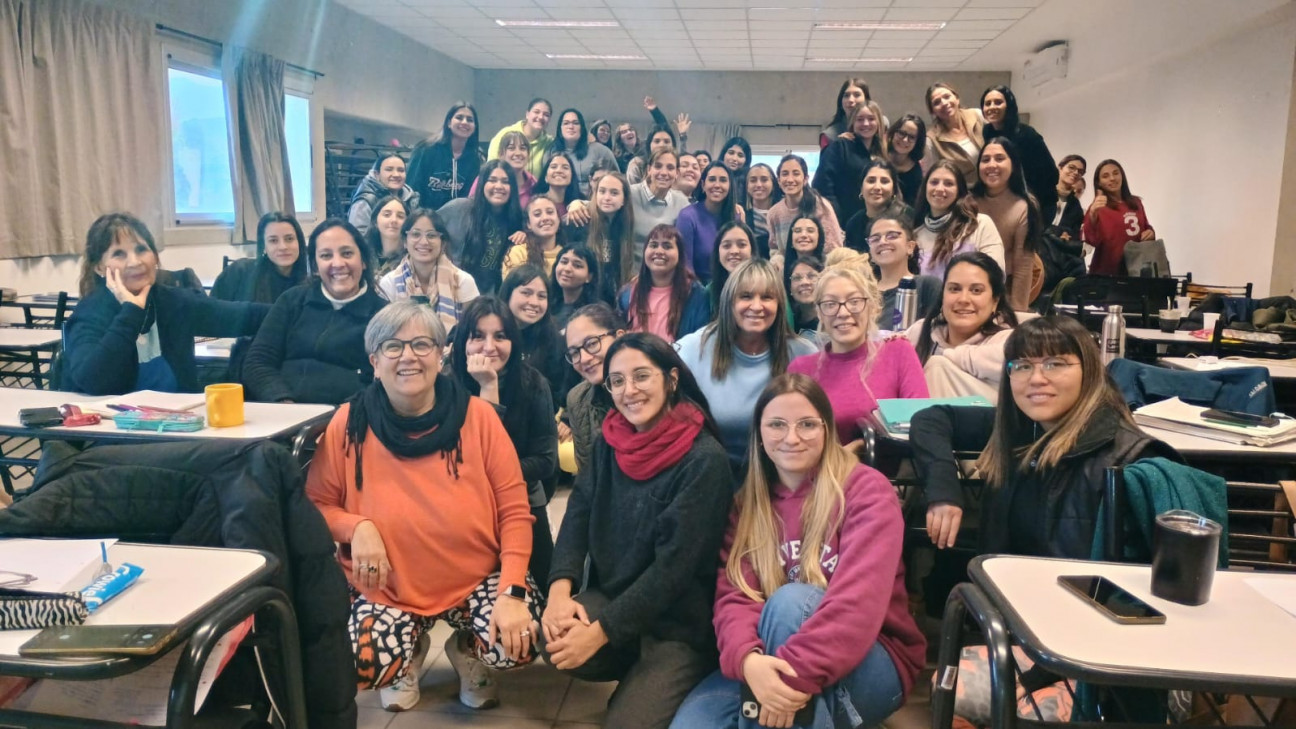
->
xmin=0 ymin=0 xmax=163 ymax=259
xmin=687 ymin=122 xmax=745 ymax=155
xmin=224 ymin=46 xmax=293 ymax=242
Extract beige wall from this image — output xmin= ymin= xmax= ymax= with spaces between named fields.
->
xmin=1275 ymin=35 xmax=1296 ymax=298
xmin=1016 ymin=3 xmax=1296 ymax=298
xmin=472 ymin=69 xmax=1010 ymax=148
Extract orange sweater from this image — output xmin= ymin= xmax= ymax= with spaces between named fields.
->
xmin=305 ymin=397 xmax=533 ymax=615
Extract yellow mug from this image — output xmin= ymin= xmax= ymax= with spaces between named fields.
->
xmin=205 ymin=383 xmax=245 ymax=428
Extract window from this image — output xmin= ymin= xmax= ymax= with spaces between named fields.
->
xmin=751 ymin=146 xmax=822 ymax=184
xmin=284 ymin=93 xmax=313 ymax=218
xmin=166 ymin=65 xmax=235 ymax=223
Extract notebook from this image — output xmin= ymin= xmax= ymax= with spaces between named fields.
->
xmin=1133 ymin=397 xmax=1296 ymax=447
xmin=874 ymin=395 xmax=994 ymax=435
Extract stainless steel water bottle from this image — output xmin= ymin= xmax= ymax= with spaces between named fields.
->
xmin=894 ymin=277 xmax=918 ymax=331
xmin=1100 ymin=304 xmax=1125 ymax=365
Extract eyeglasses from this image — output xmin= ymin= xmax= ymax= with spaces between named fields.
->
xmin=604 ymin=368 xmax=660 ymax=394
xmin=762 ymin=417 xmax=825 ymax=440
xmin=405 ymin=230 xmax=442 ymax=242
xmin=892 ymin=130 xmax=917 ymax=143
xmin=866 ymin=231 xmax=905 ymax=246
xmin=565 ymin=332 xmax=615 ymax=364
xmin=816 ymin=297 xmax=869 ymax=316
xmin=790 ymin=273 xmax=820 ymax=284
xmin=0 ymin=570 xmax=36 ymax=588
xmin=1006 ymin=358 xmax=1081 ymax=381
xmin=376 ymin=337 xmax=439 ymax=359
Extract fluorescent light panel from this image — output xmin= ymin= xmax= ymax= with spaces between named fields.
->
xmin=496 ymin=19 xmax=620 ymax=28
xmin=806 ymin=56 xmax=913 ymax=63
xmin=815 ymin=22 xmax=946 ymax=31
xmin=546 ymin=53 xmax=647 ymax=60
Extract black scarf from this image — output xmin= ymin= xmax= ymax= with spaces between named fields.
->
xmin=344 ymin=375 xmax=470 ymax=489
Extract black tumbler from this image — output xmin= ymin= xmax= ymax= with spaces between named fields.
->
xmin=1150 ymin=510 xmax=1222 ymax=606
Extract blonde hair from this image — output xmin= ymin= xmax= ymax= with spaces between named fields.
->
xmin=807 ymin=261 xmax=883 ymax=395
xmin=847 ymin=101 xmax=888 ymax=158
xmin=727 ymin=374 xmax=856 ymax=601
xmin=824 ymin=247 xmax=868 ymax=268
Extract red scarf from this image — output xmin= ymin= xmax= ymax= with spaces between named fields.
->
xmin=601 ymin=401 xmax=705 ymax=480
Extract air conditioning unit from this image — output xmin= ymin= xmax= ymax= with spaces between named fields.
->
xmin=1022 ymin=42 xmax=1068 ymax=88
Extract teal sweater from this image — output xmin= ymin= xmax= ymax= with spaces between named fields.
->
xmin=1091 ymin=457 xmax=1229 ymax=566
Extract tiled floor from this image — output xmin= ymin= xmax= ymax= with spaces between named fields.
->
xmin=352 ymin=487 xmax=936 ymax=729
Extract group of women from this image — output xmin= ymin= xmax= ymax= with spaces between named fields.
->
xmin=54 ymin=76 xmax=1170 ymax=729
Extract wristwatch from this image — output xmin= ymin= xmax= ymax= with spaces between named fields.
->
xmin=503 ymin=584 xmax=527 ymax=600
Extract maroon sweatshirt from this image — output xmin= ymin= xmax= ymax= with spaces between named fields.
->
xmin=1082 ymin=198 xmax=1153 ymax=276
xmin=712 ymin=464 xmax=927 ymax=697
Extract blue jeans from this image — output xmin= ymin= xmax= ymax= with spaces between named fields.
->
xmin=671 ymin=583 xmax=904 ymax=729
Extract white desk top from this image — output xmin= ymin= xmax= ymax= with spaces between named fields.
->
xmin=0 ymin=542 xmax=268 ymax=657
xmin=0 ymin=329 xmax=61 ymax=349
xmin=1161 ymin=356 xmax=1296 ymax=381
xmin=0 ymin=388 xmax=334 ymax=441
xmin=976 ymin=556 xmax=1296 ymax=683
xmin=1140 ymin=424 xmax=1296 ymax=458
xmin=1126 ymin=327 xmax=1210 ymax=344
xmin=194 ymin=337 xmax=236 ymax=362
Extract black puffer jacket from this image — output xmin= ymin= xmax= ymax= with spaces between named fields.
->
xmin=911 ymin=404 xmax=1180 ymax=559
xmin=0 ymin=439 xmax=356 ymax=729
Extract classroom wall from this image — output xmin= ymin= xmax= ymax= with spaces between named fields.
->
xmin=0 ymin=0 xmax=468 ymax=303
xmin=472 ymin=69 xmax=1010 ymax=148
xmin=1014 ymin=3 xmax=1296 ymax=298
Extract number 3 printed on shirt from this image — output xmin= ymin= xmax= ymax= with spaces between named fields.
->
xmin=1123 ymin=213 xmax=1140 ymax=238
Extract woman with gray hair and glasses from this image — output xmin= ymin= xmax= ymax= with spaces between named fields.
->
xmin=305 ymin=301 xmax=541 ymax=713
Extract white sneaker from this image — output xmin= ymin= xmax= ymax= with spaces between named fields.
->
xmin=379 ymin=631 xmax=429 ymax=712
xmin=445 ymin=631 xmax=500 ymax=709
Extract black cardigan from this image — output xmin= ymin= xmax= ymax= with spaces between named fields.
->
xmin=473 ymin=364 xmax=558 ymax=508
xmin=241 ymin=283 xmax=385 ymax=405
xmin=64 ymin=283 xmax=268 ymax=395
xmin=910 ymin=404 xmax=1179 ymax=559
xmin=812 ymin=135 xmax=876 ymax=228
xmin=550 ymin=428 xmax=733 ymax=651
xmin=210 ymin=258 xmax=302 ymax=304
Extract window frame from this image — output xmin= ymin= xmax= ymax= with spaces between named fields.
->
xmin=161 ymin=43 xmax=235 ymax=229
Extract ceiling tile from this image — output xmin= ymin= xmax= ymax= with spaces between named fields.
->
xmin=863 ymin=30 xmax=936 ymax=40
xmin=964 ymin=0 xmax=1045 ymax=5
xmin=935 ymin=29 xmax=1001 ymax=40
xmin=808 ymin=9 xmax=887 ymax=22
xmin=881 ymin=8 xmax=959 ymax=22
xmin=924 ymin=39 xmax=987 ymax=49
xmin=954 ymin=7 xmax=1033 ymax=21
xmin=944 ymin=19 xmax=1015 ymax=31
xmin=678 ymin=8 xmax=746 ymax=21
xmin=888 ymin=0 xmax=966 ymax=6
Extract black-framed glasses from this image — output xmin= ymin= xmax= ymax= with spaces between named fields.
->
xmin=866 ymin=231 xmax=905 ymax=246
xmin=376 ymin=337 xmax=439 ymax=359
xmin=892 ymin=130 xmax=917 ymax=143
xmin=816 ymin=297 xmax=869 ymax=317
xmin=564 ymin=332 xmax=615 ymax=364
xmin=1006 ymin=358 xmax=1081 ymax=381
xmin=603 ymin=368 xmax=660 ymax=394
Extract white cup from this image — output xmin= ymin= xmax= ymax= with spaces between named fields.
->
xmin=1176 ymin=296 xmax=1192 ymax=313
xmin=1201 ymin=312 xmax=1220 ymax=334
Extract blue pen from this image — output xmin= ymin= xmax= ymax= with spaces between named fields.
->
xmin=97 ymin=541 xmax=112 ymax=578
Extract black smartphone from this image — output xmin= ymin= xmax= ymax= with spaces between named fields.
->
xmin=741 ymin=681 xmax=815 ymax=726
xmin=1057 ymin=575 xmax=1166 ymax=625
xmin=19 ymin=624 xmax=179 ymax=657
xmin=18 ymin=407 xmax=64 ymax=428
xmin=1201 ymin=408 xmax=1280 ymax=428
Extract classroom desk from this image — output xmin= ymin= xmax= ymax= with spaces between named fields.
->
xmin=194 ymin=337 xmax=236 ymax=363
xmin=0 ymin=542 xmax=306 ymax=728
xmin=0 ymin=388 xmax=334 ymax=444
xmin=1126 ymin=327 xmax=1209 ymax=345
xmin=0 ymin=295 xmax=76 ymax=330
xmin=1161 ymin=356 xmax=1296 ymax=381
xmin=1140 ymin=424 xmax=1296 ymax=463
xmin=0 ymin=330 xmax=61 ymax=390
xmin=932 ymin=555 xmax=1296 ymax=729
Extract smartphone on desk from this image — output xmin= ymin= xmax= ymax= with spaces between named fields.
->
xmin=741 ymin=681 xmax=815 ymax=726
xmin=19 ymin=624 xmax=179 ymax=657
xmin=1057 ymin=575 xmax=1165 ymax=625
xmin=1201 ymin=408 xmax=1280 ymax=429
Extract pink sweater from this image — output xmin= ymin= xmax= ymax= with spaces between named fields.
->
xmin=787 ymin=338 xmax=929 ymax=444
xmin=712 ymin=464 xmax=927 ymax=697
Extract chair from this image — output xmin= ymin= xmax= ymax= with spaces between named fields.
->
xmin=1181 ymin=272 xmax=1253 ymax=308
xmin=17 ymin=291 xmax=70 ymax=330
xmin=1051 ymin=274 xmax=1177 ymax=330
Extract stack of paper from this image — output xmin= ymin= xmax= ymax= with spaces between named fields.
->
xmin=1134 ymin=397 xmax=1296 ymax=447
xmin=874 ymin=395 xmax=993 ymax=434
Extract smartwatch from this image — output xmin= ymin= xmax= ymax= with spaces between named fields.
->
xmin=503 ymin=584 xmax=527 ymax=600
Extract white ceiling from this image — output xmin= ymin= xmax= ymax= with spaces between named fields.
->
xmin=333 ymin=0 xmax=1051 ymax=71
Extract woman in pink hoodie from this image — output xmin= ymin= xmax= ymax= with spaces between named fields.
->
xmin=670 ymin=374 xmax=925 ymax=729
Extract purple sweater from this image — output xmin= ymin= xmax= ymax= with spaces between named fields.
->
xmin=675 ymin=201 xmax=722 ymax=283
xmin=712 ymin=464 xmax=927 ymax=697
xmin=787 ymin=338 xmax=929 ymax=444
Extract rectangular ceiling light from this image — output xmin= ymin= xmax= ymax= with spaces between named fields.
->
xmin=815 ymin=22 xmax=946 ymax=31
xmin=496 ymin=19 xmax=620 ymax=28
xmin=807 ymin=56 xmax=913 ymax=63
xmin=546 ymin=53 xmax=647 ymax=60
